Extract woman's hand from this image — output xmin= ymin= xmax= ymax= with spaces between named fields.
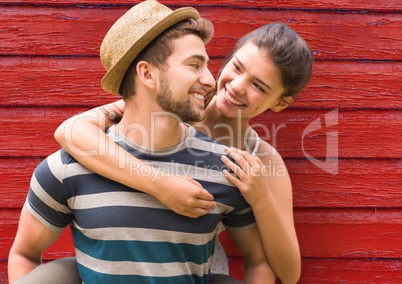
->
xmin=220 ymin=147 xmax=271 ymax=207
xmin=154 ymin=174 xmax=216 ymax=218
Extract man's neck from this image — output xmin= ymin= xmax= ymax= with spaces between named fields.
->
xmin=116 ymin=103 xmax=188 ymax=150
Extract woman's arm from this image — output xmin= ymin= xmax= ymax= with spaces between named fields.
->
xmin=54 ymin=99 xmax=215 ymax=218
xmin=221 ymin=146 xmax=301 ymax=284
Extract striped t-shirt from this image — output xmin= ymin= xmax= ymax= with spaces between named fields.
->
xmin=27 ymin=125 xmax=255 ymax=283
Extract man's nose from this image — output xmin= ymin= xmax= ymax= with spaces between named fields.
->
xmin=200 ymin=67 xmax=216 ymax=89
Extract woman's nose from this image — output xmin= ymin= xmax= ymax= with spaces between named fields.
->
xmin=230 ymin=75 xmax=246 ymax=96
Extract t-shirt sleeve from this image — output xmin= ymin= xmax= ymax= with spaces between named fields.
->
xmin=221 ymin=197 xmax=256 ymax=228
xmin=27 ymin=151 xmax=73 ymax=233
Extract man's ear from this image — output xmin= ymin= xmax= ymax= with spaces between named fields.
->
xmin=271 ymin=96 xmax=294 ymax=112
xmin=136 ymin=61 xmax=157 ymax=89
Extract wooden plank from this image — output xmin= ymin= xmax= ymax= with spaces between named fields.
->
xmin=299 ymin=258 xmax=402 ymax=283
xmin=295 ymin=208 xmax=402 ymax=258
xmin=1 ymin=0 xmax=401 ymax=11
xmin=251 ymin=109 xmax=402 ymax=159
xmin=1 ymin=7 xmax=401 ymax=60
xmin=226 ymin=258 xmax=402 ymax=283
xmin=1 ymin=158 xmax=400 ymax=209
xmin=208 ymin=9 xmax=402 ymax=60
xmin=1 ymin=157 xmax=400 ymax=208
xmin=0 ymin=158 xmax=41 ymax=209
xmin=288 ymin=159 xmax=402 ymax=208
xmin=1 ymin=258 xmax=401 ymax=284
xmin=0 ymin=107 xmax=86 ymax=158
xmin=1 ymin=57 xmax=401 ymax=110
xmin=0 ymin=56 xmax=216 ymax=107
xmin=2 ymin=208 xmax=402 ymax=259
xmin=1 ymin=108 xmax=400 ymax=158
xmin=220 ymin=208 xmax=402 ymax=259
xmin=301 ymin=61 xmax=402 ymax=110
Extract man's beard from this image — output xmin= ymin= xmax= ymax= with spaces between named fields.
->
xmin=156 ymin=75 xmax=205 ymax=122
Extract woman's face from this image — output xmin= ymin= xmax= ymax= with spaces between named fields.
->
xmin=216 ymin=41 xmax=285 ymax=119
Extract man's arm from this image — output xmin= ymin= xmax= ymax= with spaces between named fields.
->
xmin=8 ymin=203 xmax=61 ymax=284
xmin=226 ymin=225 xmax=277 ymax=284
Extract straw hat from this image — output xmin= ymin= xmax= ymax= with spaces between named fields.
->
xmin=100 ymin=0 xmax=210 ymax=95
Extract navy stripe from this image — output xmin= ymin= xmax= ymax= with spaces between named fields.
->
xmin=34 ymin=158 xmax=68 ymax=206
xmin=64 ymin=173 xmax=136 ymax=198
xmin=27 ymin=189 xmax=72 ymax=228
xmin=74 ymin=205 xmax=221 ymax=233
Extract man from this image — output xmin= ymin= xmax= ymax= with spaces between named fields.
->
xmin=8 ymin=1 xmax=272 ymax=283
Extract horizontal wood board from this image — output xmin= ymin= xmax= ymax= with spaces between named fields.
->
xmin=0 ymin=1 xmax=401 ymax=283
xmin=1 ymin=7 xmax=401 ymax=60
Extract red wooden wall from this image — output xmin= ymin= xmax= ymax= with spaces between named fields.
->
xmin=1 ymin=0 xmax=401 ymax=283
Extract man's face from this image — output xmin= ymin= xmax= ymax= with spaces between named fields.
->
xmin=156 ymin=34 xmax=215 ymax=122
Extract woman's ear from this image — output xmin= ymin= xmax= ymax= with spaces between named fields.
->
xmin=136 ymin=61 xmax=157 ymax=89
xmin=271 ymin=96 xmax=294 ymax=112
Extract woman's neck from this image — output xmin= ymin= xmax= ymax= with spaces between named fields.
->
xmin=192 ymin=97 xmax=252 ymax=150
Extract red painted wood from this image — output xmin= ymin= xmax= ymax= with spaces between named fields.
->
xmin=252 ymin=109 xmax=402 ymax=159
xmin=219 ymin=208 xmax=402 ymax=259
xmin=1 ymin=258 xmax=401 ymax=284
xmin=1 ymin=7 xmax=401 ymax=60
xmin=299 ymin=258 xmax=402 ymax=283
xmin=1 ymin=1 xmax=401 ymax=283
xmin=1 ymin=0 xmax=402 ymax=11
xmin=1 ymin=157 xmax=400 ymax=210
xmin=295 ymin=208 xmax=402 ymax=258
xmin=2 ymin=107 xmax=400 ymax=158
xmin=2 ymin=58 xmax=401 ymax=110
xmin=289 ymin=158 xmax=402 ymax=208
xmin=1 ymin=158 xmax=400 ymax=209
xmin=2 ymin=208 xmax=401 ymax=260
xmin=0 ymin=157 xmax=43 ymax=209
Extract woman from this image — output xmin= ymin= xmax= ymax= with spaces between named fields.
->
xmin=54 ymin=22 xmax=313 ymax=283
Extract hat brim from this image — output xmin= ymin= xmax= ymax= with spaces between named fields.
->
xmin=101 ymin=7 xmax=201 ymax=95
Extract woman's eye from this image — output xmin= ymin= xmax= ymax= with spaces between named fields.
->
xmin=253 ymin=83 xmax=265 ymax=92
xmin=233 ymin=62 xmax=241 ymax=72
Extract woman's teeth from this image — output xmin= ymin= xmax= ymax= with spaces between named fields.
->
xmin=225 ymin=91 xmax=245 ymax=106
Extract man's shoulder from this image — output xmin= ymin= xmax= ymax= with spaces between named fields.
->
xmin=35 ymin=149 xmax=88 ymax=180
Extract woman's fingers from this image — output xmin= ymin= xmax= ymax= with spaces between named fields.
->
xmin=220 ymin=154 xmax=245 ymax=178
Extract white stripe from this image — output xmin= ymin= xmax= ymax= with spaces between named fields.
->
xmin=72 ymin=220 xmax=218 ymax=245
xmin=68 ymin=191 xmax=165 ymax=210
xmin=76 ymin=249 xmax=211 ymax=277
xmin=186 ymin=137 xmax=227 ymax=155
xmin=142 ymin=160 xmax=234 ymax=186
xmin=47 ymin=151 xmax=93 ymax=180
xmin=46 ymin=152 xmax=66 ymax=182
xmin=30 ymin=174 xmax=71 ymax=214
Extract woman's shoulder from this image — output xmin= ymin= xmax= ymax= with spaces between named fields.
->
xmin=256 ymin=140 xmax=286 ymax=166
